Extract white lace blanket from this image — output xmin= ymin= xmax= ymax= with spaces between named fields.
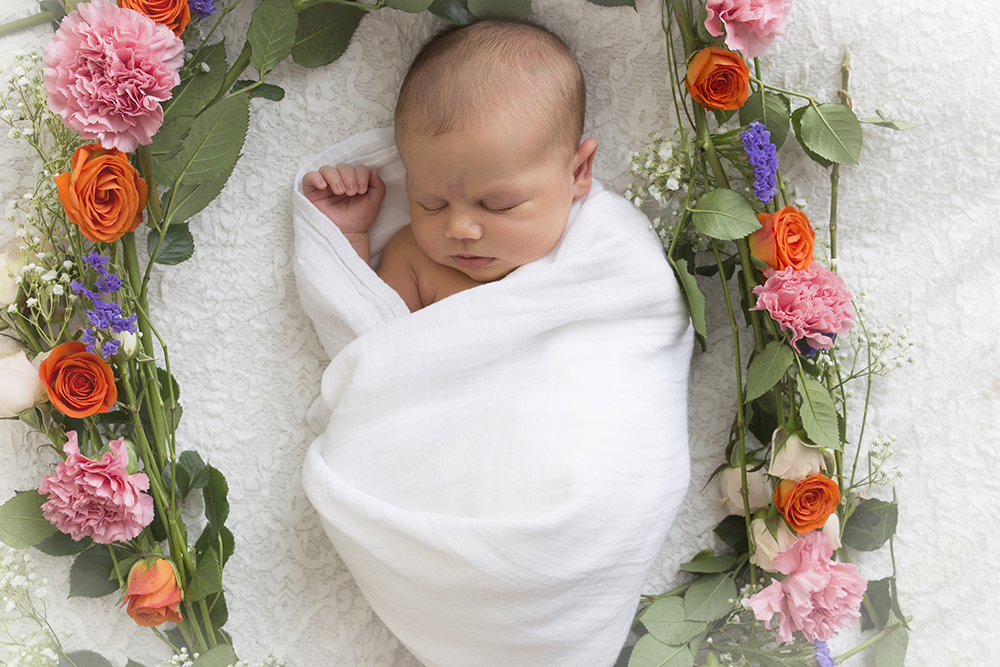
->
xmin=292 ymin=128 xmax=693 ymax=667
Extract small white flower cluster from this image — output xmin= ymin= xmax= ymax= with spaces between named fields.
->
xmin=625 ymin=133 xmax=686 ymax=210
xmin=160 ymin=649 xmax=287 ymax=667
xmin=867 ymin=433 xmax=901 ymax=486
xmin=1 ymin=546 xmax=59 ymax=667
xmin=848 ymin=301 xmax=915 ymax=377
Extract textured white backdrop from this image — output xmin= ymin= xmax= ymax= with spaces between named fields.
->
xmin=1 ymin=0 xmax=998 ymax=665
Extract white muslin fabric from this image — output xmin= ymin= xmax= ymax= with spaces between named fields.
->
xmin=293 ymin=127 xmax=693 ymax=667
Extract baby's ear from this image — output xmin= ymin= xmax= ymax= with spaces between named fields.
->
xmin=571 ymin=138 xmax=598 ymax=199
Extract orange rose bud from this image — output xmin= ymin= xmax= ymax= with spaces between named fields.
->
xmin=38 ymin=341 xmax=117 ymax=418
xmin=118 ymin=0 xmax=191 ymax=37
xmin=748 ymin=206 xmax=816 ymax=271
xmin=773 ymin=474 xmax=841 ymax=533
xmin=123 ymin=558 xmax=183 ymax=627
xmin=685 ymin=47 xmax=750 ymax=111
xmin=55 ymin=144 xmax=148 ymax=244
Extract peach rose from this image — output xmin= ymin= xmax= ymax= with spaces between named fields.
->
xmin=118 ymin=0 xmax=190 ymax=36
xmin=55 ymin=144 xmax=148 ymax=243
xmin=748 ymin=206 xmax=816 ymax=271
xmin=685 ymin=47 xmax=750 ymax=111
xmin=773 ymin=474 xmax=841 ymax=533
xmin=123 ymin=558 xmax=183 ymax=627
xmin=38 ymin=341 xmax=117 ymax=418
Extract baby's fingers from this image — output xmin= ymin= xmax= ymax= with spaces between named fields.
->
xmin=331 ymin=163 xmax=372 ymax=196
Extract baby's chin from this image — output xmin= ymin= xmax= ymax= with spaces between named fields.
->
xmin=449 ymin=257 xmax=516 ymax=283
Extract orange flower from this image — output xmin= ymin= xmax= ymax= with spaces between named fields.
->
xmin=685 ymin=47 xmax=750 ymax=111
xmin=118 ymin=0 xmax=190 ymax=37
xmin=123 ymin=559 xmax=183 ymax=627
xmin=749 ymin=206 xmax=816 ymax=271
xmin=37 ymin=341 xmax=117 ymax=418
xmin=773 ymin=474 xmax=841 ymax=533
xmin=55 ymin=144 xmax=148 ymax=243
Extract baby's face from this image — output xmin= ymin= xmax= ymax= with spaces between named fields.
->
xmin=398 ymin=121 xmax=595 ymax=283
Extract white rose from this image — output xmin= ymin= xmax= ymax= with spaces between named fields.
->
xmin=0 ymin=351 xmax=46 ymax=418
xmin=112 ymin=330 xmax=138 ymax=359
xmin=1 ymin=247 xmax=27 ymax=307
xmin=719 ymin=466 xmax=772 ymax=516
xmin=822 ymin=512 xmax=842 ymax=550
xmin=768 ymin=429 xmax=825 ymax=481
xmin=749 ymin=516 xmax=799 ymax=573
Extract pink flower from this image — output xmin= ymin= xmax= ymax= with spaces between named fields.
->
xmin=750 ymin=265 xmax=853 ymax=353
xmin=705 ymin=0 xmax=793 ymax=58
xmin=747 ymin=532 xmax=866 ymax=643
xmin=43 ymin=0 xmax=184 ymax=153
xmin=38 ymin=431 xmax=154 ymax=544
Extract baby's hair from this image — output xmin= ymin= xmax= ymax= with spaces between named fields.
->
xmin=394 ymin=18 xmax=586 ymax=157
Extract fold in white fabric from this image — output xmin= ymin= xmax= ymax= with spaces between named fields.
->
xmin=293 ymin=127 xmax=693 ymax=667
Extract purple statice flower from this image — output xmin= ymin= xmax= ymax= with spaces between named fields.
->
xmin=741 ymin=121 xmax=779 ymax=204
xmin=102 ymin=340 xmax=122 ymax=358
xmin=82 ymin=251 xmax=110 ymax=272
xmin=813 ymin=640 xmax=835 ymax=667
xmin=189 ymin=0 xmax=218 ymax=19
xmin=72 ymin=253 xmax=138 ymax=358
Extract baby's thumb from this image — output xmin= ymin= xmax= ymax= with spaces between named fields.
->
xmin=368 ymin=167 xmax=387 ymax=206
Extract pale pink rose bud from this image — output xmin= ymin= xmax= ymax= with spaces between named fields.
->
xmin=719 ymin=466 xmax=772 ymax=516
xmin=768 ymin=429 xmax=825 ymax=481
xmin=822 ymin=512 xmax=842 ymax=550
xmin=749 ymin=516 xmax=799 ymax=572
xmin=0 ymin=351 xmax=47 ymax=418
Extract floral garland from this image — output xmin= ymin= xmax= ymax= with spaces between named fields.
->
xmin=622 ymin=0 xmax=913 ymax=665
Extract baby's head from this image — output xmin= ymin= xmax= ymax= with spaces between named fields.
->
xmin=393 ymin=19 xmax=598 ymax=282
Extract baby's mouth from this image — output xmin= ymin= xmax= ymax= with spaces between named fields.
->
xmin=451 ymin=254 xmax=495 ymax=269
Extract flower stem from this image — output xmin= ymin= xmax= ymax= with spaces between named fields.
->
xmin=0 ymin=11 xmax=59 ymax=38
xmin=829 ymin=52 xmax=852 ymax=264
xmin=834 ymin=616 xmax=910 ymax=662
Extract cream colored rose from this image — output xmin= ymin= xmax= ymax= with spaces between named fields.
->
xmin=1 ymin=246 xmax=27 ymax=307
xmin=0 ymin=351 xmax=47 ymax=418
xmin=769 ymin=429 xmax=825 ymax=481
xmin=749 ymin=516 xmax=799 ymax=572
xmin=822 ymin=511 xmax=842 ymax=550
xmin=719 ymin=466 xmax=772 ymax=516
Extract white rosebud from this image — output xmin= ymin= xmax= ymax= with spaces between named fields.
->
xmin=822 ymin=512 xmax=842 ymax=550
xmin=0 ymin=351 xmax=47 ymax=418
xmin=768 ymin=429 xmax=825 ymax=481
xmin=749 ymin=516 xmax=799 ymax=572
xmin=719 ymin=466 xmax=772 ymax=516
xmin=112 ymin=330 xmax=138 ymax=359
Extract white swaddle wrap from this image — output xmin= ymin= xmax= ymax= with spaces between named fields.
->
xmin=293 ymin=128 xmax=693 ymax=667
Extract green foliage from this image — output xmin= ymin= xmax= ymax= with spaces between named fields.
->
xmin=739 ymin=91 xmax=791 ymax=149
xmin=713 ymin=515 xmax=749 ymax=554
xmin=190 ymin=644 xmax=239 ymax=667
xmin=795 ymin=374 xmax=842 ymax=451
xmin=679 ymin=550 xmax=737 ymax=574
xmin=158 ymin=94 xmax=250 ymax=187
xmin=69 ymin=546 xmax=125 ymax=598
xmin=467 ymin=0 xmax=532 ymax=17
xmin=387 ymin=0 xmax=435 ymax=11
xmin=164 ymin=42 xmax=228 ymax=122
xmin=793 ymin=103 xmax=863 ymax=165
xmin=584 ymin=0 xmax=636 ymax=6
xmin=291 ymin=4 xmax=366 ymax=68
xmin=0 ymin=490 xmax=58 ymax=548
xmin=162 ymin=162 xmax=236 ymax=227
xmin=874 ymin=622 xmax=908 ymax=667
xmin=204 ymin=466 xmax=230 ymax=537
xmin=33 ymin=530 xmax=91 ymax=557
xmin=744 ymin=341 xmax=794 ymax=402
xmin=843 ymin=498 xmax=898 ymax=551
xmin=672 ymin=258 xmax=707 ymax=341
xmin=689 ymin=189 xmax=760 ymax=241
xmin=186 ymin=547 xmax=222 ymax=602
xmin=860 ymin=110 xmax=921 ymax=131
xmin=628 ymin=634 xmax=694 ymax=667
xmin=148 ymin=223 xmax=195 ymax=266
xmin=249 ymin=0 xmax=298 ymax=79
xmin=428 ymin=0 xmax=476 ymax=24
xmin=640 ymin=597 xmax=707 ymax=645
xmin=233 ymin=80 xmax=287 ymax=101
xmin=683 ymin=574 xmax=736 ymax=622
xmin=59 ymin=652 xmax=115 ymax=667
xmin=196 ymin=524 xmax=235 ymax=567
xmin=125 ymin=660 xmax=151 ymax=667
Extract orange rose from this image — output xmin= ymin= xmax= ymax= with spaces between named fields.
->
xmin=55 ymin=144 xmax=148 ymax=244
xmin=773 ymin=474 xmax=841 ymax=533
xmin=37 ymin=341 xmax=117 ymax=418
xmin=685 ymin=47 xmax=750 ymax=111
xmin=749 ymin=206 xmax=816 ymax=271
xmin=118 ymin=0 xmax=191 ymax=37
xmin=123 ymin=559 xmax=183 ymax=627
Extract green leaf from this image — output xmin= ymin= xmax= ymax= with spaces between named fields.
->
xmin=163 ymin=162 xmax=235 ymax=227
xmin=158 ymin=94 xmax=250 ymax=186
xmin=874 ymin=624 xmax=908 ymax=667
xmin=249 ymin=0 xmax=298 ymax=78
xmin=794 ymin=103 xmax=863 ymax=165
xmin=292 ymin=4 xmax=365 ymax=68
xmin=164 ymin=42 xmax=227 ymax=122
xmin=790 ymin=106 xmax=832 ymax=168
xmin=148 ymin=223 xmax=195 ymax=266
xmin=628 ymin=635 xmax=693 ymax=667
xmin=180 ymin=450 xmax=210 ymax=490
xmin=0 ymin=491 xmax=58 ymax=548
xmin=204 ymin=466 xmax=230 ymax=534
xmin=467 ymin=0 xmax=532 ymax=17
xmin=151 ymin=115 xmax=195 ymax=185
xmin=190 ymin=645 xmax=239 ymax=667
xmin=861 ymin=576 xmax=892 ymax=631
xmin=69 ymin=547 xmax=121 ymax=598
xmin=428 ymin=0 xmax=476 ymax=24
xmin=860 ymin=110 xmax=920 ymax=131
xmin=739 ymin=91 xmax=791 ymax=149
xmin=232 ymin=80 xmax=287 ymax=101
xmin=584 ymin=0 xmax=636 ymax=6
xmin=640 ymin=597 xmax=707 ymax=646
xmin=672 ymin=258 xmax=706 ymax=341
xmin=744 ymin=341 xmax=794 ymax=402
xmin=186 ymin=547 xmax=222 ymax=601
xmin=679 ymin=551 xmax=737 ymax=574
xmin=689 ymin=189 xmax=760 ymax=241
xmin=713 ymin=515 xmax=748 ymax=554
xmin=60 ymin=652 xmax=114 ymax=667
xmin=387 ymin=0 xmax=435 ymax=11
xmin=33 ymin=530 xmax=91 ymax=557
xmin=795 ymin=374 xmax=841 ymax=451
xmin=126 ymin=660 xmax=151 ymax=667
xmin=683 ymin=573 xmax=736 ymax=622
xmin=843 ymin=498 xmax=898 ymax=551
xmin=208 ymin=589 xmax=229 ymax=629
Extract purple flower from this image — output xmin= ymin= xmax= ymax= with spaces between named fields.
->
xmin=741 ymin=121 xmax=779 ymax=204
xmin=813 ymin=640 xmax=835 ymax=667
xmin=189 ymin=0 xmax=218 ymax=19
xmin=73 ymin=253 xmax=137 ymax=357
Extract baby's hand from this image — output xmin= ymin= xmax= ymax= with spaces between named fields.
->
xmin=302 ymin=163 xmax=386 ymax=236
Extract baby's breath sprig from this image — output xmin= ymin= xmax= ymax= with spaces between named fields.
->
xmin=0 ymin=546 xmax=62 ymax=667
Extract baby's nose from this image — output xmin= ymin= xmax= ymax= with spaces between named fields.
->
xmin=445 ymin=214 xmax=483 ymax=240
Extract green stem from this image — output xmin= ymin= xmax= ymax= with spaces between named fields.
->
xmin=183 ymin=601 xmax=210 ymax=654
xmin=198 ymin=598 xmax=219 ymax=648
xmin=830 ymin=53 xmax=851 ymax=264
xmin=136 ymin=145 xmax=163 ymax=229
xmin=0 ymin=11 xmax=58 ymax=38
xmin=834 ymin=617 xmax=911 ymax=662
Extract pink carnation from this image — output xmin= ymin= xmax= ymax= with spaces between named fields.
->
xmin=747 ymin=531 xmax=866 ymax=643
xmin=43 ymin=0 xmax=184 ymax=153
xmin=38 ymin=431 xmax=154 ymax=544
xmin=750 ymin=264 xmax=853 ymax=353
xmin=705 ymin=0 xmax=793 ymax=58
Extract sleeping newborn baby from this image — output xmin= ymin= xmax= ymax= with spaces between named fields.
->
xmin=302 ymin=18 xmax=598 ymax=312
